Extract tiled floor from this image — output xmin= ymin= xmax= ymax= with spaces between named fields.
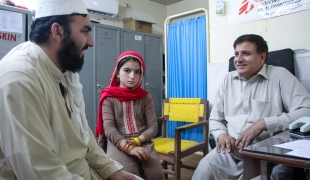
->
xmin=166 ymin=153 xmax=203 ymax=180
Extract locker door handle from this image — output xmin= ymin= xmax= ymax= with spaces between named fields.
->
xmin=96 ymin=83 xmax=104 ymax=89
xmin=145 ymin=82 xmax=154 ymax=89
xmin=96 ymin=83 xmax=104 ymax=94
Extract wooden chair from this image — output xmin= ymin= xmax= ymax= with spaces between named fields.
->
xmin=152 ymin=98 xmax=209 ymax=180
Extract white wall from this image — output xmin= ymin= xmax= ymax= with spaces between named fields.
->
xmin=167 ymin=0 xmax=209 ymax=16
xmin=97 ymin=0 xmax=167 ymax=37
xmin=208 ymin=0 xmax=310 ymax=63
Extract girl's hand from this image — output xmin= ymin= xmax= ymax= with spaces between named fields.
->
xmin=130 ymin=147 xmax=150 ymax=161
xmin=129 ymin=140 xmax=137 ymax=146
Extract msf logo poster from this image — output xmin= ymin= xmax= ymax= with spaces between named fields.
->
xmin=228 ymin=0 xmax=309 ymax=26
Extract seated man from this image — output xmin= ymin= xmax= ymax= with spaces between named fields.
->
xmin=0 ymin=0 xmax=137 ymax=179
xmin=192 ymin=34 xmax=310 ymax=180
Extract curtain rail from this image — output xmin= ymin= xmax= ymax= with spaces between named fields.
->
xmin=164 ymin=8 xmax=209 ymax=97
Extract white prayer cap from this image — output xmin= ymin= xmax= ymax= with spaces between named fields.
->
xmin=35 ymin=0 xmax=88 ymax=19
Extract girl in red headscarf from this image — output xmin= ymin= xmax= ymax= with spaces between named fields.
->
xmin=95 ymin=51 xmax=165 ymax=180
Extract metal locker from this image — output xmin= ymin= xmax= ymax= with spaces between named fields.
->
xmin=121 ymin=29 xmax=163 ymax=117
xmin=79 ymin=23 xmax=120 ymax=132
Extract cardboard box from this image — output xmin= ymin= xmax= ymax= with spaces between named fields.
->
xmin=122 ymin=18 xmax=152 ymax=33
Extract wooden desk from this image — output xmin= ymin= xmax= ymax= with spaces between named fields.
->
xmin=240 ymin=131 xmax=310 ymax=180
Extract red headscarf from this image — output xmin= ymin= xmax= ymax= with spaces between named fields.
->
xmin=95 ymin=51 xmax=148 ymax=137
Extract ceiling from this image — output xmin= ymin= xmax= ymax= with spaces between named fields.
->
xmin=149 ymin=0 xmax=184 ymax=6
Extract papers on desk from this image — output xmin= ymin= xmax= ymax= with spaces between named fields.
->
xmin=273 ymin=140 xmax=310 ymax=159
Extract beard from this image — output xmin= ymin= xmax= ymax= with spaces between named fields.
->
xmin=57 ymin=35 xmax=87 ymax=73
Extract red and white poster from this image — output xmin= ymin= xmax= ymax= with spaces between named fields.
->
xmin=228 ymin=0 xmax=310 ymax=26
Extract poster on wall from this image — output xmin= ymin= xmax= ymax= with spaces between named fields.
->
xmin=228 ymin=0 xmax=310 ymax=26
xmin=0 ymin=10 xmax=22 ymax=33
